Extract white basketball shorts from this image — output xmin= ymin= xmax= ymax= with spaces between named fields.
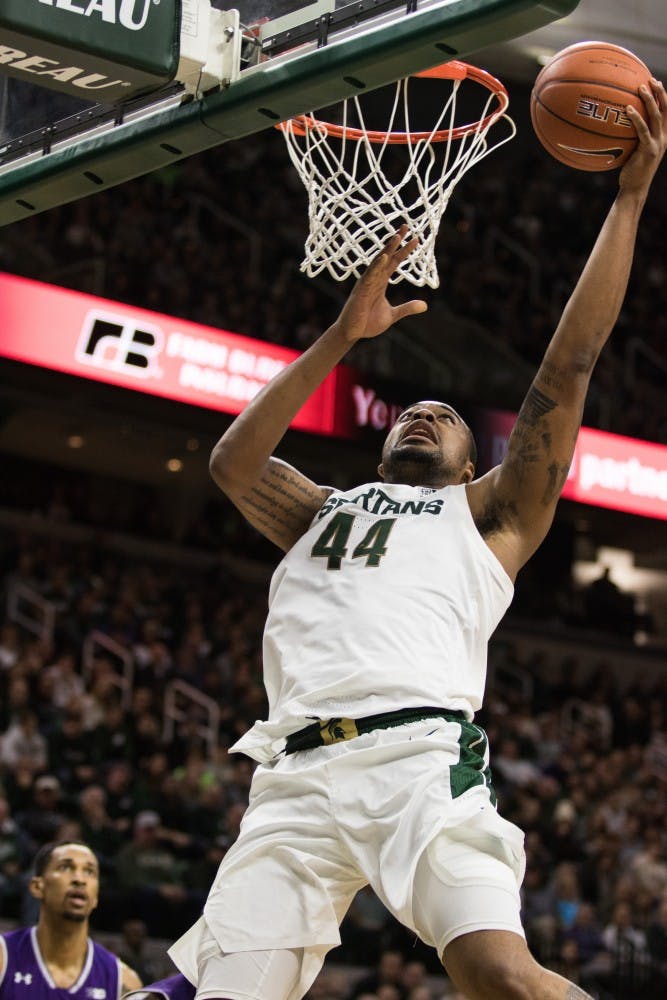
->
xmin=169 ymin=717 xmax=526 ymax=1000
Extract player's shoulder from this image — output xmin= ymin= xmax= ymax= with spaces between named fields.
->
xmin=118 ymin=959 xmax=142 ymax=994
xmin=87 ymin=939 xmax=137 ymax=989
xmin=0 ymin=929 xmax=27 ymax=988
xmin=1 ymin=927 xmax=29 ymax=943
xmin=0 ymin=925 xmax=30 ymax=959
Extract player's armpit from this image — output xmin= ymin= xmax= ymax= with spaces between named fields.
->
xmin=224 ymin=457 xmax=332 ymax=552
xmin=120 ymin=962 xmax=143 ymax=994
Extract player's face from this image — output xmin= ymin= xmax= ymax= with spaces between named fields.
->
xmin=379 ymin=401 xmax=475 ymax=487
xmin=31 ymin=845 xmax=99 ymax=923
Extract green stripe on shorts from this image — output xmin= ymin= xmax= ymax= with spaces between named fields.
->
xmin=450 ymin=720 xmax=497 ymax=808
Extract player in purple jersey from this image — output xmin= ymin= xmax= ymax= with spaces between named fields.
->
xmin=0 ymin=841 xmax=142 ymax=998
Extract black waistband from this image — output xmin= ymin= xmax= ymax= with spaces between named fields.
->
xmin=284 ymin=706 xmax=466 ymax=755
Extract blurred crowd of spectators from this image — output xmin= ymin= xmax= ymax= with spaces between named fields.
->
xmin=0 ymin=459 xmax=658 ymax=649
xmin=1 ymin=78 xmax=666 ymax=999
xmin=0 ymin=525 xmax=666 ymax=998
xmin=0 ymin=531 xmax=267 ymax=942
xmin=0 ymin=454 xmax=278 ymax=562
xmin=2 ymin=84 xmax=666 ymax=444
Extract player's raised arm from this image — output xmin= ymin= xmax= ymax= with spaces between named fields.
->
xmin=468 ymin=79 xmax=667 ymax=580
xmin=209 ymin=227 xmax=427 ymax=550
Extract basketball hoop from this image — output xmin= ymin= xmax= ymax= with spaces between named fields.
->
xmin=279 ymin=61 xmax=515 ymax=288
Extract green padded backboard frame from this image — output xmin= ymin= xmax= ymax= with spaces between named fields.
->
xmin=0 ymin=1 xmax=580 ymax=226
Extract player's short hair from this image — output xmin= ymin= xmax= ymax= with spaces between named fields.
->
xmin=33 ymin=840 xmax=97 ymax=876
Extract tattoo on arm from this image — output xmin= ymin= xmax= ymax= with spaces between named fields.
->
xmin=238 ymin=462 xmax=326 ymax=548
xmin=523 ymin=385 xmax=558 ymax=423
xmin=537 ymin=360 xmax=567 ymax=392
xmin=542 ymin=461 xmax=571 ymax=506
xmin=505 ymin=385 xmax=567 ymax=507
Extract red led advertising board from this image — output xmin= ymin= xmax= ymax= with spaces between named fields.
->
xmin=0 ymin=271 xmax=356 ymax=437
xmin=2 ymin=272 xmax=667 ymax=520
xmin=478 ymin=410 xmax=667 ymax=522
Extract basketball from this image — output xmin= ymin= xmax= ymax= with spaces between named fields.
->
xmin=530 ymin=41 xmax=652 ymax=171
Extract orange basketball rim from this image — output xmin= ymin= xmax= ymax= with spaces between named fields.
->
xmin=281 ymin=61 xmax=510 ymax=144
xmin=277 ymin=60 xmax=515 ymax=288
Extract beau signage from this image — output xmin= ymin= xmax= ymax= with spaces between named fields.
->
xmin=0 ymin=0 xmax=180 ymax=103
xmin=36 ymin=1 xmax=156 ymax=32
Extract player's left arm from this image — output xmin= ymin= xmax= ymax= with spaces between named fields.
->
xmin=120 ymin=961 xmax=143 ymax=994
xmin=469 ymin=79 xmax=667 ymax=578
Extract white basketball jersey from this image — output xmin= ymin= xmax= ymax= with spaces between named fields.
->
xmin=232 ymin=482 xmax=513 ymax=762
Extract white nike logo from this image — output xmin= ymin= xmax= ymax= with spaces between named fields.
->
xmin=558 ymin=144 xmax=625 ymax=160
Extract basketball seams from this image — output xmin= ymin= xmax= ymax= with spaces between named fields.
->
xmin=534 ymin=42 xmax=649 ymax=81
xmin=531 ymin=113 xmax=582 ymax=169
xmin=535 ymin=78 xmax=646 ymax=102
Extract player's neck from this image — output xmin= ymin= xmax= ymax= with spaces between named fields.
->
xmin=382 ymin=471 xmax=455 ymax=489
xmin=381 ymin=455 xmax=463 ymax=490
xmin=35 ymin=914 xmax=89 ymax=968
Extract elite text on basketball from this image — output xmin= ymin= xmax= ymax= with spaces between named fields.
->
xmin=576 ymin=97 xmax=634 ymax=129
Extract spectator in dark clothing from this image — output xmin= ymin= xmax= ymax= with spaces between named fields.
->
xmin=115 ymin=918 xmax=165 ymax=985
xmin=647 ymin=891 xmax=667 ymax=986
xmin=114 ymin=810 xmax=200 ymax=937
xmin=348 ymin=951 xmax=407 ymax=1000
xmin=564 ymin=902 xmax=607 ymax=967
xmin=78 ymin=784 xmax=123 ymax=866
xmin=103 ymin=761 xmax=135 ymax=833
xmin=583 ymin=567 xmax=638 ymax=638
xmin=0 ymin=796 xmax=29 ymax=916
xmin=91 ymin=701 xmax=135 ymax=764
xmin=48 ymin=709 xmax=96 ymax=789
xmin=133 ymin=711 xmax=165 ymax=766
xmin=14 ymin=775 xmax=67 ymax=847
xmin=0 ymin=674 xmax=31 ymax=732
xmin=340 ymin=885 xmax=392 ymax=965
xmin=614 ymin=694 xmax=651 ymax=748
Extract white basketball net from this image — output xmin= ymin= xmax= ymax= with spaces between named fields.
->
xmin=280 ymin=66 xmax=515 ymax=288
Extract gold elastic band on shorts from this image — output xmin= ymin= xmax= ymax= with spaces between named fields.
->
xmin=284 ymin=706 xmax=465 ymax=754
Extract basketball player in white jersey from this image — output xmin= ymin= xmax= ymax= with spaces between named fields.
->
xmin=160 ymin=81 xmax=667 ymax=1000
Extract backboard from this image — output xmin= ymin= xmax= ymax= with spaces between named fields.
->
xmin=0 ymin=0 xmax=581 ymax=225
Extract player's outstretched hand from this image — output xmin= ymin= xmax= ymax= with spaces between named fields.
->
xmin=621 ymin=78 xmax=667 ymax=193
xmin=333 ymin=225 xmax=428 ymax=343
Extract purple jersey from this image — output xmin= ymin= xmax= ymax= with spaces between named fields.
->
xmin=0 ymin=927 xmax=121 ymax=999
xmin=123 ymin=974 xmax=195 ymax=1000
